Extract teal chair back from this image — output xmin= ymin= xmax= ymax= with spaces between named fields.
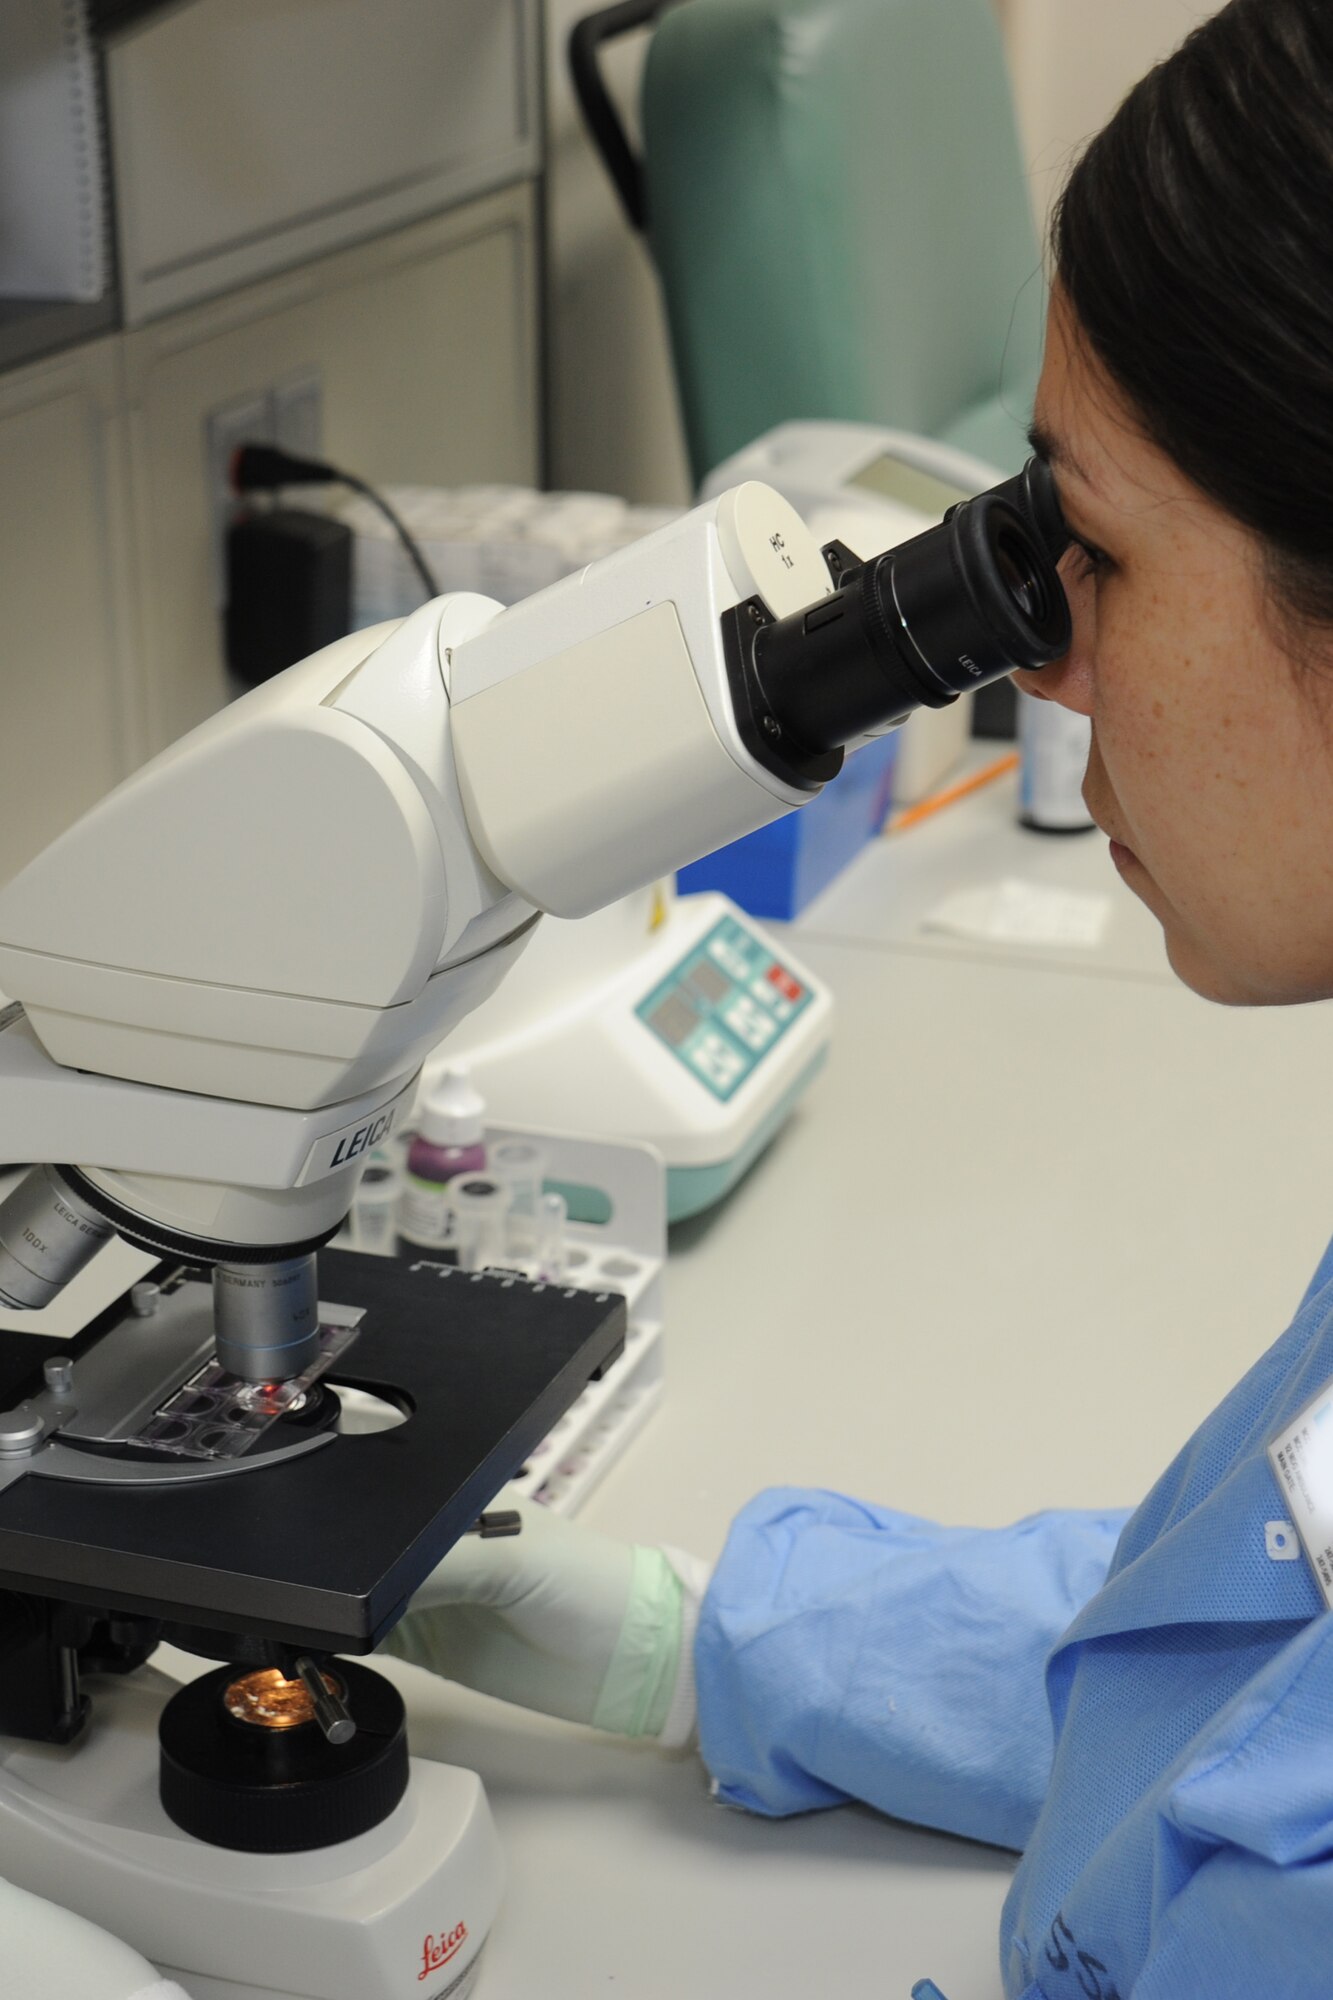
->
xmin=640 ymin=0 xmax=1044 ymax=483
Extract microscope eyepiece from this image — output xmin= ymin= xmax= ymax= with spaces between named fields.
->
xmin=877 ymin=486 xmax=1070 ymax=705
xmin=985 ymin=453 xmax=1070 ymax=566
xmin=724 ymin=458 xmax=1072 ymax=780
xmin=996 ymin=525 xmax=1051 ymax=623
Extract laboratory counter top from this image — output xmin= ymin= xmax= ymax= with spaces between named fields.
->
xmin=375 ymin=759 xmax=1333 ymax=1999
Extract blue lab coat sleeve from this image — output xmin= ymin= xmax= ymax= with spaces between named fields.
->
xmin=694 ymin=1487 xmax=1130 ymax=1852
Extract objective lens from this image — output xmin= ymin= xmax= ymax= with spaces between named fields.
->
xmin=213 ymin=1254 xmax=320 ymax=1383
xmin=0 ymin=1165 xmax=114 ymax=1309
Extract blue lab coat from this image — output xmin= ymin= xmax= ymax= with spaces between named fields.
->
xmin=695 ymin=1240 xmax=1333 ymax=1998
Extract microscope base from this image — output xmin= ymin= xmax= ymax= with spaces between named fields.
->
xmin=0 ymin=1664 xmax=503 ymax=2000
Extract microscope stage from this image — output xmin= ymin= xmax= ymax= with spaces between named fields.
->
xmin=0 ymin=1250 xmax=625 ymax=1653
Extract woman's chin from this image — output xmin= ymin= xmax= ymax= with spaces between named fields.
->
xmin=1161 ymin=929 xmax=1277 ymax=1008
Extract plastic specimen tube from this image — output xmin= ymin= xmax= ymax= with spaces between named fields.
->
xmin=444 ymin=1175 xmax=511 ymax=1273
xmin=490 ymin=1138 xmax=549 ymax=1260
xmin=534 ymin=1191 xmax=569 ymax=1282
xmin=351 ymin=1163 xmax=399 ymax=1254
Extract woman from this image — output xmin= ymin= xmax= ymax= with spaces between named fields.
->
xmin=386 ymin=3 xmax=1333 ymax=1992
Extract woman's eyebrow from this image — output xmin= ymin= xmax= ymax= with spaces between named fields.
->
xmin=1027 ymin=419 xmax=1096 ymax=491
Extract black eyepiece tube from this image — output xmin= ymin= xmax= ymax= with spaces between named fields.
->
xmin=985 ymin=455 xmax=1070 ymax=565
xmin=738 ymin=461 xmax=1072 ymax=768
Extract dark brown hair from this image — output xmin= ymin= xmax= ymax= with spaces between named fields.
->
xmin=1053 ymin=0 xmax=1333 ymax=625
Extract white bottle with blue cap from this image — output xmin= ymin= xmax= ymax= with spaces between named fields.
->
xmin=1018 ymin=693 xmax=1095 ymax=832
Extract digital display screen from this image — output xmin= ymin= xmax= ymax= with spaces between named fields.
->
xmin=648 ymin=993 xmax=698 ymax=1049
xmin=685 ymin=957 xmax=729 ymax=1004
xmin=846 ymin=454 xmax=975 ymax=520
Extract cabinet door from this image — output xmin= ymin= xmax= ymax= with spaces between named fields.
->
xmin=0 ymin=340 xmax=141 ymax=882
xmin=108 ymin=0 xmax=540 ymax=323
xmin=123 ymin=187 xmax=540 ymax=751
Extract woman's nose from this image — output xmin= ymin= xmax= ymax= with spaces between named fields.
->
xmin=1011 ymin=651 xmax=1093 ymax=713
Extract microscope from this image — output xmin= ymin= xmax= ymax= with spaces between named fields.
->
xmin=0 ymin=470 xmax=1068 ymax=1998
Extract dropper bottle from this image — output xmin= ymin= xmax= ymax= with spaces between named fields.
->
xmin=397 ymin=1065 xmax=488 ymax=1253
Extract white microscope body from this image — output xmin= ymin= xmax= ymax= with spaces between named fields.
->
xmin=0 ymin=485 xmax=841 ymax=2000
xmin=0 ymin=485 xmax=831 ymax=1282
xmin=0 ymin=448 xmax=1068 ymax=1993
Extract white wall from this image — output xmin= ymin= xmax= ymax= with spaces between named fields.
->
xmin=542 ymin=0 xmax=1224 ymax=508
xmin=996 ymin=0 xmax=1225 ymax=231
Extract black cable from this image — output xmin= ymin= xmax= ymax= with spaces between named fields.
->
xmin=230 ymin=442 xmax=441 ymax=603
xmin=339 ymin=474 xmax=440 ymax=602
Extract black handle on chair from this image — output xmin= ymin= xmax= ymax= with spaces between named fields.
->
xmin=568 ymin=0 xmax=682 ymax=232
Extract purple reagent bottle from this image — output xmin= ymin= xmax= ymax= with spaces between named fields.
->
xmin=397 ymin=1065 xmax=487 ymax=1253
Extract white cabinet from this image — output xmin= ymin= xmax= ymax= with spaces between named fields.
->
xmin=123 ymin=187 xmax=541 ymax=749
xmin=0 ymin=341 xmax=142 ymax=881
xmin=0 ymin=180 xmax=539 ymax=879
xmin=0 ymin=5 xmax=543 ymax=891
xmin=107 ymin=0 xmax=541 ymax=323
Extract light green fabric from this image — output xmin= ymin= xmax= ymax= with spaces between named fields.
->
xmin=641 ymin=0 xmax=1043 ymax=484
xmin=592 ymin=1545 xmax=684 ymax=1737
xmin=379 ymin=1494 xmax=685 ymax=1739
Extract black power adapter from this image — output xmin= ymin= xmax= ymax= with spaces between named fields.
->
xmin=223 ymin=508 xmax=352 ymax=687
xmin=223 ymin=443 xmax=442 ymax=686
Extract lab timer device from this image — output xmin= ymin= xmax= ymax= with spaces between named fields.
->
xmin=0 ymin=468 xmax=1068 ymax=1997
xmin=427 ymin=882 xmax=832 ymax=1223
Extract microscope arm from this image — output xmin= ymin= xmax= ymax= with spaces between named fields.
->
xmin=0 ymin=431 xmax=1071 ymax=1315
xmin=0 ymin=485 xmax=839 ymax=1291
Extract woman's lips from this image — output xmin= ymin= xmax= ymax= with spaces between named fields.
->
xmin=1108 ymin=838 xmax=1137 ymax=870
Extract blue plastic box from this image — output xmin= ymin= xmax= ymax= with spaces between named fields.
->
xmin=677 ymin=733 xmax=898 ymax=920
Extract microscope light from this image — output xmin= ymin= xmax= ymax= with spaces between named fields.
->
xmin=223 ymin=1668 xmax=326 ymax=1732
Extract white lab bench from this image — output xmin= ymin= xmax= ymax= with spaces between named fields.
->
xmin=7 ymin=758 xmax=1325 ymax=1999
xmin=376 ymin=760 xmax=1333 ymax=2000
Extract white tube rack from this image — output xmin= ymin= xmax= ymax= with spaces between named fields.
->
xmin=396 ymin=1121 xmax=665 ymax=1515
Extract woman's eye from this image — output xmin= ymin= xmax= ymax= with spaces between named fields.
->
xmin=1064 ymin=536 xmax=1113 ymax=585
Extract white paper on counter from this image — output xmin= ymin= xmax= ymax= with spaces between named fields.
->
xmin=922 ymin=876 xmax=1111 ymax=949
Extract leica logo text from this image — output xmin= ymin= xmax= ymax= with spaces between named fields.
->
xmin=419 ymin=1921 xmax=468 ymax=1982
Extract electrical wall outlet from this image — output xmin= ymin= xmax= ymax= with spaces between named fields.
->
xmin=204 ymin=372 xmax=323 ymax=607
xmin=272 ymin=370 xmax=323 ymax=459
xmin=205 ymin=391 xmax=272 ymax=609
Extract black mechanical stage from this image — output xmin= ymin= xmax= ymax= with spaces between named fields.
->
xmin=0 ymin=1250 xmax=625 ymax=1656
